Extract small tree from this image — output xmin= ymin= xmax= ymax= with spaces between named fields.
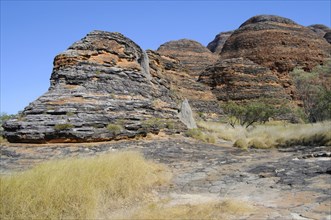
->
xmin=222 ymin=101 xmax=289 ymax=128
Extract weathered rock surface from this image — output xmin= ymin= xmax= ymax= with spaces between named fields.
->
xmin=178 ymin=99 xmax=197 ymax=129
xmin=157 ymin=39 xmax=218 ymax=77
xmin=198 ymin=58 xmax=290 ymax=101
xmin=200 ymin=15 xmax=331 ymax=103
xmin=3 ymin=31 xmax=184 ymax=143
xmin=1 ymin=137 xmax=330 ymax=219
xmin=324 ymin=32 xmax=331 ymax=44
xmin=207 ymin=31 xmax=233 ymax=54
xmin=147 ymin=50 xmax=223 ymax=120
xmin=308 ymin=24 xmax=331 ymax=37
xmin=221 ymin=15 xmax=331 ymax=73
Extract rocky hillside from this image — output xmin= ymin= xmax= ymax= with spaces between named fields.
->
xmin=220 ymin=15 xmax=331 ymax=73
xmin=3 ymin=31 xmax=185 ymax=143
xmin=202 ymin=15 xmax=331 ymax=103
xmin=157 ymin=39 xmax=217 ymax=78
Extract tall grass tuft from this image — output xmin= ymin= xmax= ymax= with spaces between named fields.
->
xmin=198 ymin=121 xmax=331 ymax=148
xmin=0 ymin=151 xmax=170 ymax=219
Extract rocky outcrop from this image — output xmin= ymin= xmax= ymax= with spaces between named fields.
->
xmin=324 ymin=32 xmax=331 ymax=44
xmin=3 ymin=31 xmax=184 ymax=143
xmin=308 ymin=24 xmax=331 ymax=37
xmin=198 ymin=58 xmax=290 ymax=101
xmin=221 ymin=15 xmax=331 ymax=73
xmin=206 ymin=15 xmax=331 ymax=101
xmin=147 ymin=50 xmax=223 ymax=120
xmin=207 ymin=31 xmax=233 ymax=54
xmin=157 ymin=39 xmax=217 ymax=77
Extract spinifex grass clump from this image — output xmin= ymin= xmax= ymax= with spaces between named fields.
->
xmin=0 ymin=151 xmax=170 ymax=219
xmin=198 ymin=121 xmax=331 ymax=149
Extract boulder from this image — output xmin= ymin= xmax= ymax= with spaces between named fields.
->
xmin=178 ymin=99 xmax=197 ymax=129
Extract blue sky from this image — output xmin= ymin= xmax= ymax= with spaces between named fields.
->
xmin=1 ymin=0 xmax=330 ymax=114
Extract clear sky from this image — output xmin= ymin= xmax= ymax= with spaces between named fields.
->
xmin=1 ymin=0 xmax=330 ymax=114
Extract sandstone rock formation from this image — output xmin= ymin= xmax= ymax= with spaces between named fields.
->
xmin=324 ymin=32 xmax=331 ymax=44
xmin=221 ymin=15 xmax=331 ymax=73
xmin=3 ymin=31 xmax=184 ymax=143
xmin=308 ymin=24 xmax=331 ymax=37
xmin=147 ymin=50 xmax=223 ymax=119
xmin=198 ymin=58 xmax=290 ymax=101
xmin=157 ymin=39 xmax=217 ymax=77
xmin=203 ymin=15 xmax=331 ymax=102
xmin=207 ymin=31 xmax=233 ymax=54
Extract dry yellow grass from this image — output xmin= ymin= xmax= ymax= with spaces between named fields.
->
xmin=129 ymin=200 xmax=253 ymax=219
xmin=0 ymin=151 xmax=170 ymax=219
xmin=198 ymin=121 xmax=331 ymax=149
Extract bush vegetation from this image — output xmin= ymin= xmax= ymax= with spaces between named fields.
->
xmin=222 ymin=100 xmax=290 ymax=128
xmin=185 ymin=128 xmax=216 ymax=144
xmin=107 ymin=123 xmax=123 ymax=135
xmin=198 ymin=121 xmax=331 ymax=149
xmin=290 ymin=60 xmax=331 ymax=122
xmin=0 ymin=151 xmax=170 ymax=219
xmin=54 ymin=123 xmax=74 ymax=131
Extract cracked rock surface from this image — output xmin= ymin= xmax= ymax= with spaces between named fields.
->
xmin=1 ymin=136 xmax=330 ymax=219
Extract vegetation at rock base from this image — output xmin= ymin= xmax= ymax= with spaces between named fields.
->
xmin=185 ymin=128 xmax=216 ymax=144
xmin=198 ymin=121 xmax=331 ymax=149
xmin=290 ymin=60 xmax=331 ymax=122
xmin=0 ymin=112 xmax=17 ymax=143
xmin=221 ymin=100 xmax=290 ymax=128
xmin=54 ymin=123 xmax=74 ymax=131
xmin=142 ymin=118 xmax=177 ymax=131
xmin=0 ymin=151 xmax=170 ymax=219
xmin=107 ymin=123 xmax=123 ymax=135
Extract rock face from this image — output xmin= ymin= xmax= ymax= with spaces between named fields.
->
xmin=157 ymin=39 xmax=217 ymax=77
xmin=324 ymin=32 xmax=331 ymax=44
xmin=147 ymin=50 xmax=223 ymax=120
xmin=199 ymin=15 xmax=331 ymax=102
xmin=3 ymin=31 xmax=183 ymax=143
xmin=207 ymin=31 xmax=233 ymax=54
xmin=199 ymin=58 xmax=290 ymax=101
xmin=308 ymin=24 xmax=331 ymax=37
xmin=221 ymin=15 xmax=331 ymax=73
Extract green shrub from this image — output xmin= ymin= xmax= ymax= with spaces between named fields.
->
xmin=142 ymin=118 xmax=163 ymax=130
xmin=107 ymin=124 xmax=123 ymax=135
xmin=290 ymin=60 xmax=331 ymax=122
xmin=222 ymin=100 xmax=290 ymax=128
xmin=54 ymin=123 xmax=74 ymax=131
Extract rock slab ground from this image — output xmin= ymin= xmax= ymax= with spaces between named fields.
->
xmin=1 ymin=136 xmax=330 ymax=220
